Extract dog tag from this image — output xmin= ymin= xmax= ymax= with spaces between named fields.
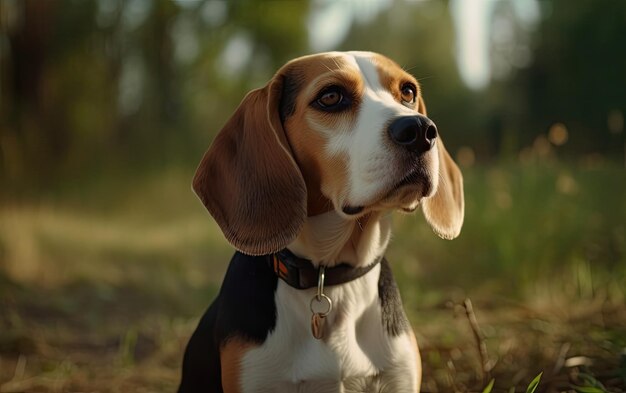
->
xmin=311 ymin=312 xmax=326 ymax=339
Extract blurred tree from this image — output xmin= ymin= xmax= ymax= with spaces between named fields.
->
xmin=187 ymin=0 xmax=310 ymax=156
xmin=489 ymin=0 xmax=626 ymax=159
xmin=482 ymin=0 xmax=536 ymax=160
xmin=1 ymin=0 xmax=59 ymax=186
xmin=0 ymin=0 xmax=310 ymax=197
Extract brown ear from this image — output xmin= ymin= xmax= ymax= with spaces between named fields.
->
xmin=192 ymin=75 xmax=306 ymax=255
xmin=421 ymin=139 xmax=464 ymax=240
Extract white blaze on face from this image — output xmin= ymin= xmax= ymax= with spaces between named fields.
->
xmin=326 ymin=52 xmax=416 ymax=209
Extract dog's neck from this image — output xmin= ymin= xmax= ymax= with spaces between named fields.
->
xmin=287 ymin=210 xmax=392 ymax=268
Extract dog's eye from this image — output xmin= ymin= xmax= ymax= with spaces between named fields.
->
xmin=400 ymin=83 xmax=416 ymax=105
xmin=316 ymin=87 xmax=344 ymax=109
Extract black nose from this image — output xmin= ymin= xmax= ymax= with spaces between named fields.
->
xmin=387 ymin=115 xmax=438 ymax=153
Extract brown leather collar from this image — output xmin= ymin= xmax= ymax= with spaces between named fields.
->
xmin=270 ymin=248 xmax=381 ymax=290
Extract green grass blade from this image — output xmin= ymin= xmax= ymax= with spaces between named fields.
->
xmin=571 ymin=386 xmax=607 ymax=393
xmin=576 ymin=371 xmax=609 ymax=391
xmin=481 ymin=378 xmax=495 ymax=393
xmin=525 ymin=372 xmax=543 ymax=393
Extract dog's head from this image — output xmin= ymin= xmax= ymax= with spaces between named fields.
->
xmin=194 ymin=51 xmax=464 ymax=255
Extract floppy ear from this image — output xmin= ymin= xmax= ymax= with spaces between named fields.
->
xmin=192 ymin=75 xmax=307 ymax=255
xmin=417 ymin=97 xmax=464 ymax=239
xmin=421 ymin=139 xmax=464 ymax=239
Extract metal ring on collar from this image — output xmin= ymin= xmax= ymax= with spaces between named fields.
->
xmin=310 ymin=293 xmax=333 ymax=317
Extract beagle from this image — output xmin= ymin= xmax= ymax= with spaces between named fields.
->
xmin=179 ymin=51 xmax=464 ymax=393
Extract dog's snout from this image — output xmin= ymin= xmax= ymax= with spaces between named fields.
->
xmin=388 ymin=115 xmax=438 ymax=153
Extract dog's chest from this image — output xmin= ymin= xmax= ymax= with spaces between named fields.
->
xmin=238 ymin=265 xmax=418 ymax=392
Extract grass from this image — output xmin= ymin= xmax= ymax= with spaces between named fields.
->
xmin=0 ymin=161 xmax=625 ymax=392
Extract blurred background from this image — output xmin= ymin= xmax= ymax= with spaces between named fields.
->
xmin=0 ymin=0 xmax=625 ymax=392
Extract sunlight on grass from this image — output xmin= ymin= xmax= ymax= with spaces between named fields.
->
xmin=0 ymin=169 xmax=231 ymax=289
xmin=0 ymin=205 xmax=221 ymax=283
xmin=389 ymin=162 xmax=626 ymax=304
xmin=0 ymin=163 xmax=624 ymax=392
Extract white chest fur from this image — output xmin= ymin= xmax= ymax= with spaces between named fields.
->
xmin=239 ymin=265 xmax=419 ymax=393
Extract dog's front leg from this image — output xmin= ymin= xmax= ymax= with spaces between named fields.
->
xmin=379 ymin=330 xmax=422 ymax=393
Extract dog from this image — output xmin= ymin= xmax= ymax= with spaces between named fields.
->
xmin=178 ymin=51 xmax=464 ymax=393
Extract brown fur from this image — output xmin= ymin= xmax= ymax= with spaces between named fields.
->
xmin=192 ymin=75 xmax=307 ymax=255
xmin=281 ymin=54 xmax=363 ymax=216
xmin=372 ymin=54 xmax=421 ymax=107
xmin=220 ymin=338 xmax=257 ymax=392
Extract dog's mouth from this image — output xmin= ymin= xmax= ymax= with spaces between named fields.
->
xmin=386 ymin=167 xmax=432 ymax=204
xmin=394 ymin=167 xmax=431 ymax=193
xmin=341 ymin=166 xmax=433 ymax=217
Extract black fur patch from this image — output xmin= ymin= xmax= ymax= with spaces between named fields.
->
xmin=279 ymin=68 xmax=303 ymax=123
xmin=178 ymin=252 xmax=278 ymax=392
xmin=377 ymin=258 xmax=410 ymax=336
xmin=214 ymin=252 xmax=279 ymax=343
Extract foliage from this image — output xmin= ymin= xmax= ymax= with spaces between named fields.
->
xmin=0 ymin=0 xmax=309 ymax=194
xmin=517 ymin=0 xmax=626 ymax=156
xmin=481 ymin=372 xmax=541 ymax=393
